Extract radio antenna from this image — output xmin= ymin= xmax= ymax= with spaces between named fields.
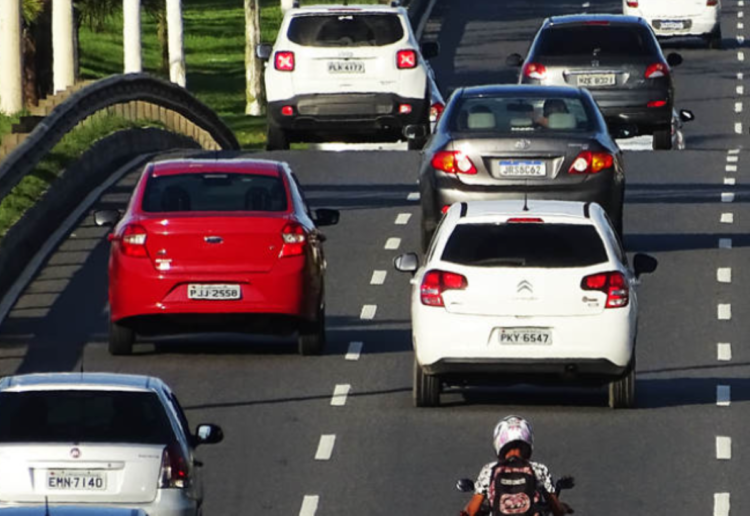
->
xmin=522 ymin=181 xmax=529 ymax=212
xmin=45 ymin=496 xmax=50 ymax=516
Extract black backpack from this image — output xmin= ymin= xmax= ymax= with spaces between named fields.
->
xmin=489 ymin=457 xmax=539 ymax=516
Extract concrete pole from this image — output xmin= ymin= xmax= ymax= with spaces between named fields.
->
xmin=166 ymin=0 xmax=186 ymax=87
xmin=0 ymin=0 xmax=24 ymax=114
xmin=245 ymin=0 xmax=265 ymax=115
xmin=53 ymin=0 xmax=76 ymax=93
xmin=123 ymin=0 xmax=143 ymax=74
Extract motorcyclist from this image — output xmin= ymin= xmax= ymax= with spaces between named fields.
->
xmin=460 ymin=415 xmax=573 ymax=516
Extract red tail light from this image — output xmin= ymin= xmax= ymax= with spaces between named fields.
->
xmin=120 ymin=224 xmax=148 ymax=258
xmin=159 ymin=443 xmax=189 ymax=489
xmin=399 ymin=103 xmax=412 ymax=114
xmin=645 ymin=62 xmax=668 ymax=79
xmin=275 ymin=51 xmax=295 ymax=71
xmin=281 ymin=105 xmax=294 ymax=116
xmin=430 ymin=102 xmax=445 ymax=123
xmin=707 ymin=0 xmax=718 ymax=5
xmin=581 ymin=271 xmax=629 ymax=308
xmin=280 ymin=223 xmax=306 ymax=258
xmin=568 ymin=151 xmax=614 ymax=174
xmin=647 ymin=100 xmax=667 ymax=108
xmin=420 ymin=270 xmax=468 ymax=307
xmin=441 ymin=205 xmax=451 ymax=215
xmin=626 ymin=0 xmax=638 ymax=6
xmin=523 ymin=63 xmax=547 ymax=80
xmin=397 ymin=49 xmax=417 ymax=69
xmin=507 ymin=217 xmax=544 ymax=223
xmin=430 ymin=150 xmax=477 ymax=175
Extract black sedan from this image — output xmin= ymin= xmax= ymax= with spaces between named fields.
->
xmin=411 ymin=85 xmax=625 ymax=251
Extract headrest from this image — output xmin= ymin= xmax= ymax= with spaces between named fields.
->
xmin=467 ymin=111 xmax=496 ymax=129
xmin=547 ymin=113 xmax=577 ymax=130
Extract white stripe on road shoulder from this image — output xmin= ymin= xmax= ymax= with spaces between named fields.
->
xmin=721 ymin=213 xmax=734 ymax=224
xmin=346 ymin=341 xmax=363 ymax=361
xmin=331 ymin=384 xmax=351 ymax=406
xmin=718 ymin=304 xmax=732 ymax=320
xmin=716 ymin=436 xmax=732 ymax=460
xmin=717 ymin=385 xmax=731 ymax=407
xmin=370 ymin=270 xmax=387 ymax=285
xmin=385 ymin=237 xmax=401 ymax=250
xmin=718 ymin=343 xmax=732 ymax=361
xmin=395 ymin=213 xmax=412 ymax=225
xmin=360 ymin=304 xmax=377 ymax=320
xmin=714 ymin=493 xmax=730 ymax=516
xmin=719 ymin=238 xmax=733 ymax=249
xmin=315 ymin=435 xmax=336 ymax=460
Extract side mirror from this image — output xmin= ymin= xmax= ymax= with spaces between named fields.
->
xmin=195 ymin=424 xmax=224 ymax=446
xmin=555 ymin=476 xmax=575 ymax=493
xmin=611 ymin=124 xmax=638 ymax=139
xmin=94 ymin=209 xmax=121 ymax=227
xmin=666 ymin=52 xmax=683 ymax=67
xmin=678 ymin=109 xmax=694 ymax=123
xmin=394 ymin=252 xmax=419 ymax=273
xmin=314 ymin=208 xmax=340 ymax=227
xmin=255 ymin=44 xmax=272 ymax=60
xmin=421 ymin=41 xmax=440 ymax=60
xmin=506 ymin=53 xmax=523 ymax=67
xmin=633 ymin=253 xmax=658 ymax=278
xmin=403 ymin=124 xmax=428 ymax=140
xmin=456 ymin=478 xmax=475 ymax=493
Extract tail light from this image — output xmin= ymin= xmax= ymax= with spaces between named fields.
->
xmin=280 ymin=223 xmax=306 ymax=257
xmin=647 ymin=100 xmax=667 ymax=108
xmin=420 ymin=270 xmax=468 ymax=307
xmin=522 ymin=63 xmax=547 ymax=80
xmin=507 ymin=217 xmax=544 ymax=223
xmin=399 ymin=103 xmax=412 ymax=114
xmin=281 ymin=105 xmax=294 ymax=116
xmin=430 ymin=102 xmax=445 ymax=123
xmin=645 ymin=62 xmax=668 ymax=79
xmin=626 ymin=0 xmax=638 ymax=6
xmin=430 ymin=150 xmax=477 ymax=175
xmin=707 ymin=0 xmax=718 ymax=5
xmin=581 ymin=271 xmax=629 ymax=308
xmin=568 ymin=151 xmax=614 ymax=174
xmin=274 ymin=51 xmax=295 ymax=71
xmin=120 ymin=224 xmax=148 ymax=258
xmin=159 ymin=443 xmax=189 ymax=489
xmin=397 ymin=49 xmax=417 ymax=69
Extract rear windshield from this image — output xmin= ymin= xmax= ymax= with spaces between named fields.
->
xmin=535 ymin=25 xmax=659 ymax=57
xmin=442 ymin=223 xmax=608 ymax=267
xmin=450 ymin=97 xmax=595 ymax=133
xmin=0 ymin=391 xmax=174 ymax=444
xmin=142 ymin=173 xmax=288 ymax=213
xmin=287 ymin=14 xmax=404 ymax=47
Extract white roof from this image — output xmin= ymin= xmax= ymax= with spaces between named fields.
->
xmin=0 ymin=373 xmax=163 ymax=393
xmin=291 ymin=4 xmax=405 ymax=14
xmin=456 ymin=200 xmax=591 ymax=220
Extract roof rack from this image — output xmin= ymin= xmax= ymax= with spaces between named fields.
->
xmin=390 ymin=0 xmax=402 ymax=6
xmin=459 ymin=202 xmax=468 ymax=217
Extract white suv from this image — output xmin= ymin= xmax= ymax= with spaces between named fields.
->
xmin=394 ymin=200 xmax=658 ymax=409
xmin=257 ymin=3 xmax=439 ymax=149
xmin=623 ymin=0 xmax=722 ymax=48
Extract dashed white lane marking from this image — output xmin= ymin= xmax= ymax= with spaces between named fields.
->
xmin=728 ymin=148 xmax=741 ymax=154
xmin=721 ymin=213 xmax=734 ymax=224
xmin=360 ymin=304 xmax=377 ymax=320
xmin=346 ymin=341 xmax=363 ymax=361
xmin=717 ymin=436 xmax=732 ymax=460
xmin=727 ymin=155 xmax=739 ymax=162
xmin=315 ymin=435 xmax=336 ymax=460
xmin=718 ymin=268 xmax=732 ymax=283
xmin=724 ymin=178 xmax=736 ymax=185
xmin=395 ymin=213 xmax=412 ymax=225
xmin=719 ymin=238 xmax=733 ymax=249
xmin=721 ymin=192 xmax=735 ymax=202
xmin=726 ymin=164 xmax=738 ymax=172
xmin=739 ymin=35 xmax=746 ymax=45
xmin=741 ymin=22 xmax=746 ymax=29
xmin=718 ymin=343 xmax=733 ymax=361
xmin=407 ymin=192 xmax=420 ymax=201
xmin=714 ymin=493 xmax=730 ymax=516
xmin=718 ymin=304 xmax=732 ymax=320
xmin=738 ymin=51 xmax=745 ymax=62
xmin=738 ymin=72 xmax=744 ymax=80
xmin=370 ymin=270 xmax=387 ymax=285
xmin=734 ymin=122 xmax=743 ymax=134
xmin=736 ymin=85 xmax=744 ymax=95
xmin=300 ymin=495 xmax=320 ymax=516
xmin=739 ymin=11 xmax=745 ymax=18
xmin=331 ymin=384 xmax=351 ymax=406
xmin=385 ymin=237 xmax=401 ymax=250
xmin=717 ymin=385 xmax=731 ymax=407
xmin=735 ymin=102 xmax=743 ymax=113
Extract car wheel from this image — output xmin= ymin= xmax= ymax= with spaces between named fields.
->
xmin=298 ymin=308 xmax=325 ymax=356
xmin=413 ymin=359 xmax=441 ymax=407
xmin=652 ymin=128 xmax=672 ymax=150
xmin=266 ymin=124 xmax=290 ymax=151
xmin=608 ymin=356 xmax=636 ymax=409
xmin=708 ymin=28 xmax=722 ymax=49
xmin=109 ymin=320 xmax=135 ymax=356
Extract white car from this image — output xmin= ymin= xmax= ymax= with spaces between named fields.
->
xmin=0 ymin=373 xmax=223 ymax=516
xmin=394 ymin=200 xmax=658 ymax=409
xmin=623 ymin=0 xmax=721 ymax=48
xmin=257 ymin=3 xmax=439 ymax=150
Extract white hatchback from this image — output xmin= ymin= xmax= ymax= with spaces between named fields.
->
xmin=394 ymin=200 xmax=658 ymax=409
xmin=623 ymin=0 xmax=721 ymax=48
xmin=0 ymin=374 xmax=223 ymax=516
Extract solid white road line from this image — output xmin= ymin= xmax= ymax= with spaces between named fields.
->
xmin=395 ymin=213 xmax=412 ymax=225
xmin=721 ymin=213 xmax=734 ymax=224
xmin=727 ymin=155 xmax=739 ymax=162
xmin=737 ymin=85 xmax=744 ymax=95
xmin=724 ymin=178 xmax=736 ymax=185
xmin=717 ymin=268 xmax=732 ymax=283
xmin=714 ymin=493 xmax=730 ymax=516
xmin=370 ymin=270 xmax=387 ymax=285
xmin=719 ymin=238 xmax=733 ymax=249
xmin=718 ymin=343 xmax=732 ymax=361
xmin=331 ymin=384 xmax=351 ymax=406
xmin=346 ymin=341 xmax=363 ymax=361
xmin=385 ymin=237 xmax=401 ymax=250
xmin=300 ymin=495 xmax=320 ymax=516
xmin=717 ymin=385 xmax=731 ymax=407
xmin=360 ymin=304 xmax=377 ymax=320
xmin=734 ymin=122 xmax=743 ymax=134
xmin=721 ymin=192 xmax=735 ymax=202
xmin=716 ymin=436 xmax=732 ymax=460
xmin=407 ymin=192 xmax=420 ymax=201
xmin=718 ymin=304 xmax=732 ymax=320
xmin=315 ymin=435 xmax=336 ymax=460
xmin=726 ymin=164 xmax=738 ymax=172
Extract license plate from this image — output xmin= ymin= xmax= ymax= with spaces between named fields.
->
xmin=577 ymin=74 xmax=616 ymax=87
xmin=47 ymin=470 xmax=106 ymax=491
xmin=187 ymin=284 xmax=241 ymax=300
xmin=657 ymin=20 xmax=685 ymax=30
xmin=328 ymin=61 xmax=365 ymax=74
xmin=498 ymin=160 xmax=546 ymax=177
xmin=498 ymin=328 xmax=552 ymax=345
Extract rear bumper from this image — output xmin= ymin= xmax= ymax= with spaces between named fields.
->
xmin=591 ymin=91 xmax=673 ymax=132
xmin=638 ymin=13 xmax=720 ymax=37
xmin=0 ymin=490 xmax=196 ymax=516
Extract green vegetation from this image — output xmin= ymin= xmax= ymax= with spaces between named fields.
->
xmin=0 ymin=114 xmax=22 ymax=140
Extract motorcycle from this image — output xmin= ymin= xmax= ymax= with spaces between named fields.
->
xmin=455 ymin=475 xmax=575 ymax=516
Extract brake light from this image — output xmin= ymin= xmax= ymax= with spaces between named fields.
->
xmin=430 ymin=151 xmax=477 ymax=174
xmin=626 ymin=0 xmax=638 ymax=6
xmin=507 ymin=217 xmax=544 ymax=223
xmin=645 ymin=62 xmax=668 ymax=79
xmin=707 ymin=0 xmax=718 ymax=5
xmin=159 ymin=443 xmax=188 ymax=489
xmin=581 ymin=271 xmax=629 ymax=308
xmin=274 ymin=51 xmax=295 ymax=71
xmin=397 ymin=49 xmax=417 ymax=69
xmin=120 ymin=224 xmax=148 ymax=258
xmin=523 ymin=63 xmax=547 ymax=80
xmin=430 ymin=102 xmax=445 ymax=123
xmin=647 ymin=100 xmax=667 ymax=108
xmin=441 ymin=205 xmax=451 ymax=215
xmin=420 ymin=270 xmax=468 ymax=307
xmin=280 ymin=223 xmax=306 ymax=257
xmin=568 ymin=151 xmax=614 ymax=174
xmin=281 ymin=105 xmax=294 ymax=116
xmin=399 ymin=103 xmax=412 ymax=114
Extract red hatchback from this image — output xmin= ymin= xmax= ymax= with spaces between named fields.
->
xmin=95 ymin=158 xmax=339 ymax=356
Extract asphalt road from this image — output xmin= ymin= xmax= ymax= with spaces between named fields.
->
xmin=1 ymin=0 xmax=748 ymax=515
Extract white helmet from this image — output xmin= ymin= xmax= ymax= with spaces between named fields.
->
xmin=492 ymin=415 xmax=534 ymax=458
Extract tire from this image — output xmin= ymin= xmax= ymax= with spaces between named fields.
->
xmin=298 ymin=308 xmax=325 ymax=356
xmin=652 ymin=128 xmax=672 ymax=150
xmin=109 ymin=320 xmax=135 ymax=356
xmin=413 ymin=359 xmax=441 ymax=407
xmin=708 ymin=28 xmax=722 ymax=49
xmin=608 ymin=356 xmax=636 ymax=409
xmin=266 ymin=124 xmax=290 ymax=151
